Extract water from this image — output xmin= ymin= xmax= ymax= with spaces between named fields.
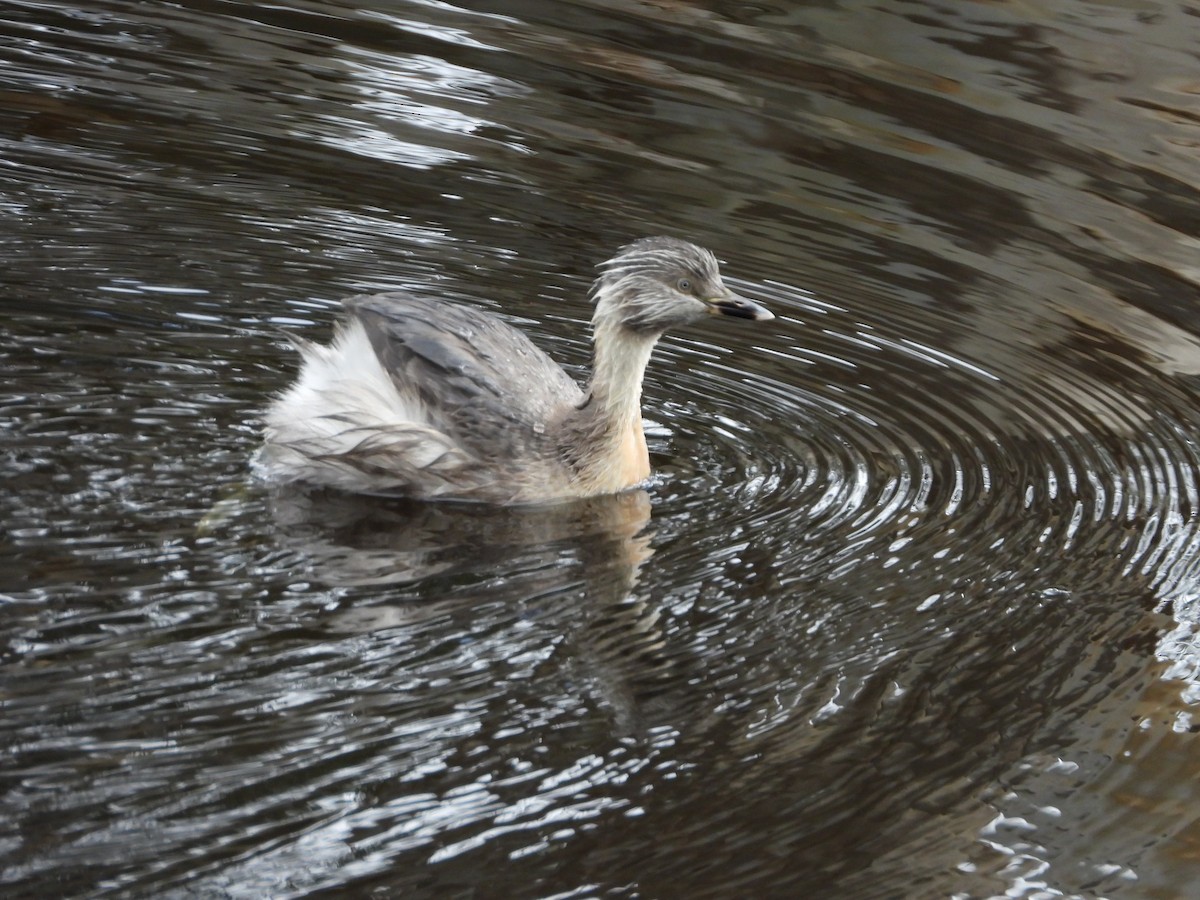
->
xmin=4 ymin=1 xmax=1200 ymax=896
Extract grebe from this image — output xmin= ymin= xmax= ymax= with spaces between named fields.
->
xmin=260 ymin=236 xmax=772 ymax=503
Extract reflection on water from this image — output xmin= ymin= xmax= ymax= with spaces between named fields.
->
xmin=5 ymin=0 xmax=1200 ymax=896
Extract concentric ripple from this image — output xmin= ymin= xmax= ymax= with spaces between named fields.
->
xmin=637 ymin=273 xmax=1200 ymax=623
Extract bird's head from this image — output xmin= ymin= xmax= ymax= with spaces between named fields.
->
xmin=590 ymin=236 xmax=773 ymax=334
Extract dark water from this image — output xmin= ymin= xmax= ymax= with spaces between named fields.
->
xmin=5 ymin=1 xmax=1200 ymax=896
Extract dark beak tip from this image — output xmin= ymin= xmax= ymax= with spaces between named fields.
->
xmin=712 ymin=296 xmax=774 ymax=321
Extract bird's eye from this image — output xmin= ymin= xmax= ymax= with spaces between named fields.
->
xmin=677 ymin=278 xmax=692 ymax=293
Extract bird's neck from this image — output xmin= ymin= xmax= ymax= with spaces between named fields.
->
xmin=587 ymin=319 xmax=658 ymax=427
xmin=568 ymin=319 xmax=659 ymax=492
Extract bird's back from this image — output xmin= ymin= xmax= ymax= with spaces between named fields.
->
xmin=261 ymin=293 xmax=586 ymax=501
xmin=348 ymin=293 xmax=584 ymax=458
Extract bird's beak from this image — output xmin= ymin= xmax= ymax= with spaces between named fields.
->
xmin=706 ymin=291 xmax=774 ymax=321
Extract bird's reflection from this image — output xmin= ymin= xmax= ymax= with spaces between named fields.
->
xmin=268 ymin=486 xmax=652 ymax=588
xmin=267 ymin=486 xmax=677 ymax=732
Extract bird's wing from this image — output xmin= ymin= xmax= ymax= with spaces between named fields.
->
xmin=345 ymin=293 xmax=585 ymax=460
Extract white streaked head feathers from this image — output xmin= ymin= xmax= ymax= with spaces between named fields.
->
xmin=589 ymin=236 xmax=726 ymax=333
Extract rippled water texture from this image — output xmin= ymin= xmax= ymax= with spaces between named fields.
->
xmin=5 ymin=1 xmax=1200 ymax=897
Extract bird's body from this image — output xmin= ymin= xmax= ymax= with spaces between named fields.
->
xmin=260 ymin=237 xmax=772 ymax=504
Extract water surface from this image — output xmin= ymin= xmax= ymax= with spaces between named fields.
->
xmin=4 ymin=1 xmax=1200 ymax=897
